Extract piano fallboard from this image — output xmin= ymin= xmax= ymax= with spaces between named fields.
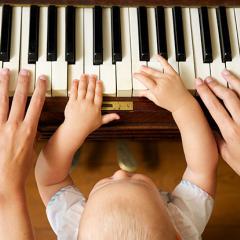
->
xmin=36 ymin=96 xmax=218 ymax=140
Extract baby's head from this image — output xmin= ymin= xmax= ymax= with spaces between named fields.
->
xmin=78 ymin=170 xmax=179 ymax=240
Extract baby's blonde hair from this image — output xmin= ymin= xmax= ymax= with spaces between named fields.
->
xmin=78 ymin=197 xmax=176 ymax=240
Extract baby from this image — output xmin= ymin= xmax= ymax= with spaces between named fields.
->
xmin=35 ymin=55 xmax=218 ymax=240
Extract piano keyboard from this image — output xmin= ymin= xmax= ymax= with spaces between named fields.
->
xmin=0 ymin=5 xmax=240 ymax=97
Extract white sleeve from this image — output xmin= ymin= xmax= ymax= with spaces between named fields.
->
xmin=46 ymin=185 xmax=86 ymax=240
xmin=167 ymin=180 xmax=214 ymax=240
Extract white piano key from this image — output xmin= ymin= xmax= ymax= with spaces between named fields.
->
xmin=116 ymin=7 xmax=132 ymax=97
xmin=36 ymin=7 xmax=51 ymax=96
xmin=0 ymin=6 xmax=3 ymax=69
xmin=68 ymin=8 xmax=84 ymax=95
xmin=100 ymin=8 xmax=116 ymax=96
xmin=165 ymin=8 xmax=179 ymax=73
xmin=3 ymin=7 xmax=21 ymax=96
xmin=190 ymin=8 xmax=210 ymax=80
xmin=227 ymin=8 xmax=240 ymax=79
xmin=208 ymin=8 xmax=227 ymax=86
xmin=84 ymin=8 xmax=99 ymax=77
xmin=147 ymin=7 xmax=163 ymax=72
xmin=51 ymin=7 xmax=68 ymax=97
xmin=20 ymin=7 xmax=35 ymax=95
xmin=235 ymin=8 xmax=240 ymax=51
xmin=178 ymin=8 xmax=195 ymax=90
xmin=129 ymin=7 xmax=147 ymax=96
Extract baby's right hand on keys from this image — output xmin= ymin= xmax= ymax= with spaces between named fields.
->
xmin=133 ymin=55 xmax=193 ymax=113
xmin=61 ymin=74 xmax=119 ymax=149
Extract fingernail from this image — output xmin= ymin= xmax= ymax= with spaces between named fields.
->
xmin=223 ymin=69 xmax=230 ymax=76
xmin=90 ymin=74 xmax=97 ymax=78
xmin=195 ymin=78 xmax=203 ymax=86
xmin=20 ymin=69 xmax=29 ymax=76
xmin=0 ymin=68 xmax=9 ymax=75
xmin=205 ymin=77 xmax=213 ymax=83
xmin=39 ymin=75 xmax=47 ymax=81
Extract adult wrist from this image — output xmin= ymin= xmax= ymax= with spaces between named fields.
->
xmin=0 ymin=185 xmax=26 ymax=205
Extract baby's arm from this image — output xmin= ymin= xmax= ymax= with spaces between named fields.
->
xmin=172 ymin=94 xmax=218 ymax=197
xmin=35 ymin=74 xmax=119 ymax=205
xmin=134 ymin=55 xmax=218 ymax=197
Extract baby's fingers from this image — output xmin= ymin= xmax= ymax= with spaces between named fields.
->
xmin=102 ymin=113 xmax=120 ymax=125
xmin=78 ymin=74 xmax=88 ymax=100
xmin=94 ymin=80 xmax=103 ymax=107
xmin=137 ymin=90 xmax=159 ymax=105
xmin=139 ymin=65 xmax=164 ymax=79
xmin=133 ymin=73 xmax=156 ymax=90
xmin=86 ymin=75 xmax=97 ymax=101
xmin=69 ymin=80 xmax=79 ymax=101
xmin=154 ymin=55 xmax=176 ymax=74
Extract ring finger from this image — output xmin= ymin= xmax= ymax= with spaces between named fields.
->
xmin=206 ymin=77 xmax=240 ymax=124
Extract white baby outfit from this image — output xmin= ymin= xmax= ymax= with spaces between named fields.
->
xmin=46 ymin=180 xmax=214 ymax=240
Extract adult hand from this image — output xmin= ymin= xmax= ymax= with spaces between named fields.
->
xmin=196 ymin=70 xmax=240 ymax=175
xmin=0 ymin=68 xmax=47 ymax=240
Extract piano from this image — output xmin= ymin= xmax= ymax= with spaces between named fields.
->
xmin=0 ymin=0 xmax=239 ymax=140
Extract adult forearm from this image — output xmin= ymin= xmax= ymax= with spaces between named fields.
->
xmin=0 ymin=189 xmax=34 ymax=240
xmin=35 ymin=124 xmax=87 ymax=186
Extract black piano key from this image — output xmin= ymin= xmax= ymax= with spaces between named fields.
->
xmin=0 ymin=5 xmax=12 ymax=62
xmin=111 ymin=6 xmax=122 ymax=64
xmin=93 ymin=6 xmax=103 ymax=65
xmin=28 ymin=5 xmax=40 ymax=64
xmin=137 ymin=7 xmax=150 ymax=61
xmin=198 ymin=7 xmax=213 ymax=63
xmin=155 ymin=6 xmax=168 ymax=59
xmin=172 ymin=7 xmax=186 ymax=61
xmin=47 ymin=5 xmax=57 ymax=61
xmin=216 ymin=7 xmax=232 ymax=62
xmin=65 ymin=6 xmax=76 ymax=64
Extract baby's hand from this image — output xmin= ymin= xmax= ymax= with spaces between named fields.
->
xmin=62 ymin=74 xmax=119 ymax=145
xmin=133 ymin=55 xmax=193 ymax=113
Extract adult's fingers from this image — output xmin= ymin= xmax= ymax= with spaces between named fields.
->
xmin=94 ymin=80 xmax=103 ymax=107
xmin=0 ymin=69 xmax=9 ymax=124
xmin=133 ymin=73 xmax=156 ymax=90
xmin=196 ymin=78 xmax=233 ymax=140
xmin=78 ymin=74 xmax=88 ymax=100
xmin=24 ymin=75 xmax=47 ymax=129
xmin=8 ymin=70 xmax=30 ymax=123
xmin=86 ymin=75 xmax=96 ymax=101
xmin=102 ymin=113 xmax=120 ymax=125
xmin=205 ymin=78 xmax=240 ymax=124
xmin=222 ymin=69 xmax=240 ymax=96
xmin=216 ymin=132 xmax=240 ymax=175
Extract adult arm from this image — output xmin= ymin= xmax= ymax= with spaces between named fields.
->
xmin=197 ymin=70 xmax=240 ymax=175
xmin=0 ymin=69 xmax=47 ymax=239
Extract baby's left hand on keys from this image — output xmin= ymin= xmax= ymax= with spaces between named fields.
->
xmin=133 ymin=55 xmax=193 ymax=113
xmin=62 ymin=74 xmax=119 ymax=146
